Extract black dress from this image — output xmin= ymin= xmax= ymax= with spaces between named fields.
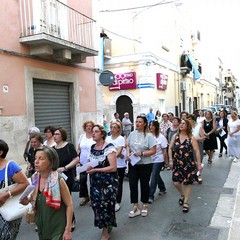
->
xmin=53 ymin=143 xmax=78 ymax=191
xmin=203 ymin=120 xmax=218 ymax=150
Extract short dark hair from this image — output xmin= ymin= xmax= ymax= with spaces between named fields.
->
xmin=35 ymin=146 xmax=59 ymax=171
xmin=54 ymin=127 xmax=67 ymax=141
xmin=188 ymin=114 xmax=196 ymax=121
xmin=44 ymin=126 xmax=56 ymax=135
xmin=0 ymin=140 xmax=9 ymax=158
xmin=172 ymin=117 xmax=181 ymax=124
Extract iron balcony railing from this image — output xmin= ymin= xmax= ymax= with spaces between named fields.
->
xmin=19 ymin=0 xmax=97 ymax=53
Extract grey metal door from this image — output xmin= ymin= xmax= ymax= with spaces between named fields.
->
xmin=33 ymin=78 xmax=72 ymax=141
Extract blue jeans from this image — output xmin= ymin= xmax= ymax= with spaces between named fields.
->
xmin=149 ymin=162 xmax=166 ymax=199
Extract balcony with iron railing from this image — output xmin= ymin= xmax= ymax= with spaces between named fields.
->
xmin=19 ymin=0 xmax=98 ymax=63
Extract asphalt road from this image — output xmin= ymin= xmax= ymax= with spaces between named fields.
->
xmin=17 ymin=150 xmax=232 ymax=240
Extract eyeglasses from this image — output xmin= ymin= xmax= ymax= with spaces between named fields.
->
xmin=110 ymin=126 xmax=118 ymax=129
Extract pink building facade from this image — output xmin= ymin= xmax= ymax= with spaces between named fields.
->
xmin=0 ymin=0 xmax=100 ymax=162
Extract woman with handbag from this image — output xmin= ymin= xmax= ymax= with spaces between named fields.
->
xmin=0 ymin=139 xmax=29 ymax=240
xmin=20 ymin=146 xmax=73 ymax=240
xmin=53 ymin=127 xmax=79 ymax=231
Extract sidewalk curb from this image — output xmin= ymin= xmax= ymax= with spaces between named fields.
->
xmin=210 ymin=160 xmax=240 ymax=240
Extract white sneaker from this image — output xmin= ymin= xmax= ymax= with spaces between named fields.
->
xmin=233 ymin=158 xmax=238 ymax=163
xmin=115 ymin=203 xmax=121 ymax=212
xmin=129 ymin=207 xmax=141 ymax=218
xmin=148 ymin=198 xmax=153 ymax=204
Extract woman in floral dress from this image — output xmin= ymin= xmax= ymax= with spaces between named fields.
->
xmin=168 ymin=119 xmax=202 ymax=213
xmin=87 ymin=125 xmax=118 ymax=240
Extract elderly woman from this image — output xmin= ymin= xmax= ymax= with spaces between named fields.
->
xmin=87 ymin=125 xmax=118 ymax=240
xmin=227 ymin=111 xmax=240 ymax=162
xmin=21 ymin=146 xmax=73 ymax=240
xmin=0 ymin=140 xmax=29 ymax=240
xmin=53 ymin=127 xmax=79 ymax=231
xmin=26 ymin=132 xmax=43 ymax=177
xmin=77 ymin=120 xmax=95 ymax=206
xmin=126 ymin=114 xmax=156 ymax=218
xmin=23 ymin=127 xmax=40 ymax=161
xmin=168 ymin=119 xmax=202 ymax=213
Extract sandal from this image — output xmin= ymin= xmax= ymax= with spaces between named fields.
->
xmin=182 ymin=203 xmax=189 ymax=213
xmin=141 ymin=204 xmax=148 ymax=217
xmin=198 ymin=175 xmax=203 ymax=184
xmin=129 ymin=206 xmax=141 ymax=218
xmin=71 ymin=219 xmax=76 ymax=232
xmin=178 ymin=195 xmax=185 ymax=206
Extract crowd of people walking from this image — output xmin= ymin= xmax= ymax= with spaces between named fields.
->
xmin=0 ymin=107 xmax=239 ymax=240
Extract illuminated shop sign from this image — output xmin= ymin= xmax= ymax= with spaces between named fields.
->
xmin=156 ymin=73 xmax=168 ymax=90
xmin=109 ymin=72 xmax=137 ymax=90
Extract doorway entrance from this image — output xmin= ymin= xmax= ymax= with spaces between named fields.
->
xmin=116 ymin=95 xmax=133 ymax=124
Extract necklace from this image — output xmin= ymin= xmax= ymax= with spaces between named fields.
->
xmin=94 ymin=141 xmax=105 ymax=150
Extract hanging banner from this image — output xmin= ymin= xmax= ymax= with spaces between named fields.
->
xmin=156 ymin=73 xmax=168 ymax=90
xmin=109 ymin=72 xmax=137 ymax=90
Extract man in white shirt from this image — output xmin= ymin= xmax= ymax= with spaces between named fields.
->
xmin=122 ymin=112 xmax=132 ymax=137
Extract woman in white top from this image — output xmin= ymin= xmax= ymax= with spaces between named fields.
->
xmin=43 ymin=126 xmax=56 ymax=147
xmin=227 ymin=111 xmax=240 ymax=161
xmin=77 ymin=120 xmax=95 ymax=206
xmin=106 ymin=120 xmax=126 ymax=212
xmin=148 ymin=120 xmax=168 ymax=204
xmin=188 ymin=114 xmax=205 ymax=183
xmin=196 ymin=109 xmax=205 ymax=126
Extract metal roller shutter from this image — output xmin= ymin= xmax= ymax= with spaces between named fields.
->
xmin=33 ymin=78 xmax=72 ymax=142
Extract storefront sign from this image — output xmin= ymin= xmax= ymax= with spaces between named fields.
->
xmin=156 ymin=73 xmax=168 ymax=90
xmin=109 ymin=72 xmax=137 ymax=90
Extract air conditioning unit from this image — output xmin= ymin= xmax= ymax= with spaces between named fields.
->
xmin=180 ymin=82 xmax=186 ymax=91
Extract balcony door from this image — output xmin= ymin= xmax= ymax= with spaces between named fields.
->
xmin=32 ymin=0 xmax=68 ymax=39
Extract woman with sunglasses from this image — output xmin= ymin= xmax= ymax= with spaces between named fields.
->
xmin=168 ymin=119 xmax=202 ymax=213
xmin=126 ymin=114 xmax=156 ymax=217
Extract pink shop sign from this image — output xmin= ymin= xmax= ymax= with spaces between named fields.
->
xmin=109 ymin=72 xmax=137 ymax=90
xmin=156 ymin=73 xmax=168 ymax=90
